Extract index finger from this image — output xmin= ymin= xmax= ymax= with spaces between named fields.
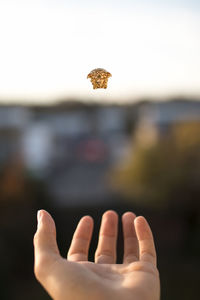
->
xmin=67 ymin=216 xmax=93 ymax=262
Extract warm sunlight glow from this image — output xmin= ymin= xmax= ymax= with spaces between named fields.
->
xmin=0 ymin=0 xmax=200 ymax=103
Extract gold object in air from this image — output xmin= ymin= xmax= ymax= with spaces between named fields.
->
xmin=87 ymin=68 xmax=112 ymax=89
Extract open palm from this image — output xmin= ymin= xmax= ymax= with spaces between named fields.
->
xmin=34 ymin=210 xmax=160 ymax=300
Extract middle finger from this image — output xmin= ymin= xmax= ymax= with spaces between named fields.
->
xmin=95 ymin=210 xmax=118 ymax=264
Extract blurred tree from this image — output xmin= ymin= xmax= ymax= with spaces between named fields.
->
xmin=109 ymin=122 xmax=200 ymax=211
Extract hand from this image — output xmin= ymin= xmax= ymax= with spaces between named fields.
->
xmin=33 ymin=210 xmax=160 ymax=300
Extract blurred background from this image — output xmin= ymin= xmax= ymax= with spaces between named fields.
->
xmin=0 ymin=0 xmax=200 ymax=299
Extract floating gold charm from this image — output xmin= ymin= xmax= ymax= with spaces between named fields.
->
xmin=87 ymin=68 xmax=112 ymax=89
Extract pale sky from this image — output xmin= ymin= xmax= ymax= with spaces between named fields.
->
xmin=0 ymin=0 xmax=200 ymax=103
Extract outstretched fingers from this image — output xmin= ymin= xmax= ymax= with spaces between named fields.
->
xmin=67 ymin=216 xmax=94 ymax=262
xmin=134 ymin=216 xmax=157 ymax=266
xmin=95 ymin=210 xmax=118 ymax=264
xmin=122 ymin=212 xmax=139 ymax=264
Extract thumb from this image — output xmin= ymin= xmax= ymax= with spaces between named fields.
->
xmin=33 ymin=210 xmax=60 ymax=280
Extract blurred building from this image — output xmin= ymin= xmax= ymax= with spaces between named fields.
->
xmin=0 ymin=106 xmax=31 ymax=163
xmin=22 ymin=122 xmax=52 ymax=176
xmin=0 ymin=102 xmax=132 ymax=206
xmin=135 ymin=100 xmax=200 ymax=145
xmin=43 ymin=105 xmax=130 ymax=206
xmin=1 ymin=99 xmax=199 ymax=206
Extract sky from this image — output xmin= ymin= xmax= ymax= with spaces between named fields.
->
xmin=0 ymin=0 xmax=200 ymax=104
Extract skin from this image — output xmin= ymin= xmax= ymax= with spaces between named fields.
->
xmin=33 ymin=210 xmax=160 ymax=300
